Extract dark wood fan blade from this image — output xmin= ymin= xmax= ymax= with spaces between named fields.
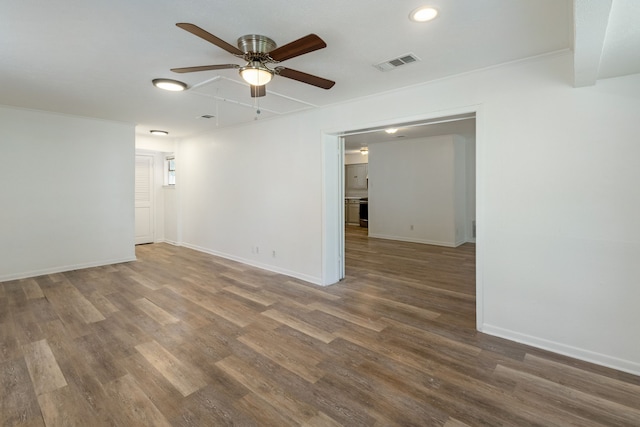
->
xmin=269 ymin=34 xmax=326 ymax=62
xmin=277 ymin=67 xmax=335 ymax=89
xmin=171 ymin=64 xmax=240 ymax=73
xmin=250 ymin=85 xmax=266 ymax=98
xmin=176 ymin=23 xmax=244 ymax=55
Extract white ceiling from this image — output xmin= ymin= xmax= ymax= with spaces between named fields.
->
xmin=1 ymin=1 xmax=638 ymax=139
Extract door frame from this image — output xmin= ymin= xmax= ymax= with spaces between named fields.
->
xmin=134 ymin=153 xmax=155 ymax=245
xmin=321 ymin=105 xmax=484 ymax=330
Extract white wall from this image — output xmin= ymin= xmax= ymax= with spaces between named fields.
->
xmin=177 ymin=117 xmax=324 ymax=283
xmin=176 ymin=51 xmax=640 ymax=375
xmin=465 ymin=133 xmax=477 ymax=242
xmin=368 ymin=135 xmax=467 ymax=246
xmin=0 ymin=106 xmax=135 ymax=281
xmin=163 ymin=187 xmax=179 ymax=244
xmin=135 ymin=134 xmax=176 ymax=152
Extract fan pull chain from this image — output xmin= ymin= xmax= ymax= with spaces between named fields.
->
xmin=254 ymin=96 xmax=261 ymax=120
xmin=215 ymin=90 xmax=220 ymax=127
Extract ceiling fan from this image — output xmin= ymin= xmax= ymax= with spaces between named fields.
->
xmin=171 ymin=23 xmax=336 ymax=98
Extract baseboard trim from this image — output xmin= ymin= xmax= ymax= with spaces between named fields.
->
xmin=368 ymin=233 xmax=460 ymax=247
xmin=179 ymin=242 xmax=324 ymax=286
xmin=155 ymin=238 xmax=180 ymax=246
xmin=482 ymin=324 xmax=640 ymax=377
xmin=0 ymin=256 xmax=138 ymax=283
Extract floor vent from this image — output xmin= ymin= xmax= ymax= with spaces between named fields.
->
xmin=374 ymin=53 xmax=420 ymax=72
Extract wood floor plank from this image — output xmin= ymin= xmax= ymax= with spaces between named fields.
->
xmin=306 ymin=301 xmax=387 ymax=332
xmin=21 ymin=279 xmax=44 ymax=300
xmin=87 ymin=291 xmax=120 ymax=316
xmin=135 ymin=340 xmax=207 ymax=397
xmin=380 ymin=316 xmax=482 ymax=357
xmin=134 ymin=297 xmax=180 ymax=326
xmin=494 ymin=364 xmax=640 ymax=426
xmin=104 ymin=373 xmax=172 ymax=427
xmin=0 ymin=357 xmax=44 ymax=427
xmin=222 ymin=284 xmax=277 ymax=306
xmin=302 ymin=411 xmax=343 ymax=427
xmin=1 ymin=226 xmax=638 ymax=425
xmin=72 ymin=333 xmax=127 ymax=385
xmin=164 ymin=283 xmax=256 ymax=328
xmin=261 ymin=309 xmax=336 ymax=344
xmin=37 ymin=383 xmax=104 ymax=427
xmin=44 ymin=279 xmax=106 ymax=324
xmin=444 ymin=418 xmax=472 ymax=427
xmin=118 ymin=352 xmax=186 ymax=421
xmin=217 ymin=354 xmax=320 ymax=424
xmin=22 ymin=339 xmax=67 ymax=396
xmin=521 ymin=353 xmax=640 ymax=408
xmin=129 ymin=274 xmax=164 ymax=290
xmin=234 ymin=393 xmax=300 ymax=427
xmin=237 ymin=333 xmax=325 ymax=384
xmin=169 ymin=381 xmax=256 ymax=427
xmin=0 ymin=320 xmax=22 ymax=362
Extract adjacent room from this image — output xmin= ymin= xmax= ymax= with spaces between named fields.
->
xmin=1 ymin=1 xmax=639 ymax=425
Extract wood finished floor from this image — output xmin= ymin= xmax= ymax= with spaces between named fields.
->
xmin=2 ymin=225 xmax=639 ymax=426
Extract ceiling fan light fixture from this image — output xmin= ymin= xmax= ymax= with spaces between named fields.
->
xmin=239 ymin=62 xmax=273 ymax=86
xmin=152 ymin=78 xmax=187 ymax=91
xmin=409 ymin=6 xmax=438 ymax=22
xmin=150 ymin=130 xmax=169 ymax=136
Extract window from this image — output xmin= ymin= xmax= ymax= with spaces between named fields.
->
xmin=166 ymin=156 xmax=176 ymax=186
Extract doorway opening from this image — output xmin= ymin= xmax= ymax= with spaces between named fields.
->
xmin=324 ymin=109 xmax=481 ymax=328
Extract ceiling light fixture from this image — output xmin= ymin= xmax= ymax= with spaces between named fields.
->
xmin=239 ymin=62 xmax=273 ymax=86
xmin=360 ymin=147 xmax=369 ymax=155
xmin=152 ymin=78 xmax=187 ymax=91
xmin=409 ymin=6 xmax=439 ymax=22
xmin=150 ymin=130 xmax=169 ymax=136
xmin=385 ymin=128 xmax=398 ymax=134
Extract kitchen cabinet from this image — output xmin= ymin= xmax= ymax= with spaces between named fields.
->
xmin=346 ymin=163 xmax=368 ymax=191
xmin=346 ymin=200 xmax=360 ymax=224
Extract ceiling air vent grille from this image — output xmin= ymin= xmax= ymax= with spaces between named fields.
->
xmin=374 ymin=53 xmax=420 ymax=72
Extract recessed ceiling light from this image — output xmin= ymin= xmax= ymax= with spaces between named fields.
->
xmin=152 ymin=78 xmax=187 ymax=91
xmin=385 ymin=128 xmax=398 ymax=134
xmin=150 ymin=130 xmax=169 ymax=136
xmin=409 ymin=6 xmax=438 ymax=22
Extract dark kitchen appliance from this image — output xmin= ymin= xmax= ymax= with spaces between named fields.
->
xmin=359 ymin=197 xmax=368 ymax=228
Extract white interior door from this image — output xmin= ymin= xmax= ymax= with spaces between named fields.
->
xmin=135 ymin=155 xmax=154 ymax=244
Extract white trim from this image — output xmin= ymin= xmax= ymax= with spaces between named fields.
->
xmin=180 ymin=242 xmax=323 ymax=286
xmin=474 ymin=105 xmax=485 ymax=330
xmin=367 ymin=233 xmax=464 ymax=248
xmin=0 ymin=256 xmax=137 ymax=283
xmin=482 ymin=324 xmax=640 ymax=377
xmin=321 ymin=103 xmax=483 ymax=329
xmin=134 ymin=153 xmax=156 ymax=245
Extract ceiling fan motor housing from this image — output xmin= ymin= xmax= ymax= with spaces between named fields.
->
xmin=237 ymin=35 xmax=277 ymax=56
